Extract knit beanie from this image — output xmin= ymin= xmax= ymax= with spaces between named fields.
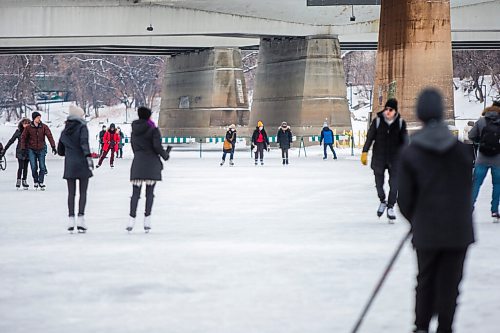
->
xmin=416 ymin=88 xmax=444 ymax=123
xmin=32 ymin=111 xmax=41 ymax=121
xmin=384 ymin=98 xmax=398 ymax=111
xmin=323 ymin=122 xmax=328 ymax=128
xmin=68 ymin=105 xmax=85 ymax=119
xmin=138 ymin=106 xmax=152 ymax=120
xmin=257 ymin=120 xmax=263 ymax=127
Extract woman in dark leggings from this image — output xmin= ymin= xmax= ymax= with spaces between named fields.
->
xmin=57 ymin=105 xmax=94 ymax=233
xmin=127 ymin=106 xmax=171 ymax=233
xmin=1 ymin=119 xmax=31 ymax=189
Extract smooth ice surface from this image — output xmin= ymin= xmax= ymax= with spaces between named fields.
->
xmin=0 ymin=148 xmax=499 ymax=333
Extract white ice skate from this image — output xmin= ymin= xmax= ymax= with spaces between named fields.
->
xmin=126 ymin=216 xmax=136 ymax=232
xmin=387 ymin=207 xmax=396 ymax=224
xmin=144 ymin=215 xmax=151 ymax=233
xmin=77 ymin=215 xmax=87 ymax=233
xmin=67 ymin=216 xmax=76 ymax=233
xmin=377 ymin=201 xmax=387 ymax=217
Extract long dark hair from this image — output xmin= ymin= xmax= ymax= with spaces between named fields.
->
xmin=18 ymin=118 xmax=30 ymax=131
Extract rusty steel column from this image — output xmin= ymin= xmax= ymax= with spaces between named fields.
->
xmin=250 ymin=35 xmax=351 ymax=137
xmin=373 ymin=0 xmax=454 ymax=126
xmin=158 ymin=48 xmax=249 ymax=137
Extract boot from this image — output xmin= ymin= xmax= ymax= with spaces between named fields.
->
xmin=126 ymin=216 xmax=136 ymax=232
xmin=282 ymin=159 xmax=286 ymax=165
xmin=22 ymin=179 xmax=29 ymax=189
xmin=77 ymin=215 xmax=87 ymax=233
xmin=16 ymin=179 xmax=21 ymax=188
xmin=377 ymin=201 xmax=387 ymax=217
xmin=67 ymin=216 xmax=76 ymax=233
xmin=144 ymin=215 xmax=152 ymax=233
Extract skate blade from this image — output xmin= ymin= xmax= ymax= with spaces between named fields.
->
xmin=144 ymin=228 xmax=151 ymax=233
xmin=493 ymin=218 xmax=499 ymax=224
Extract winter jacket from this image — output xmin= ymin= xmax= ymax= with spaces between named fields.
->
xmin=98 ymin=130 xmax=106 ymax=144
xmin=320 ymin=127 xmax=334 ymax=145
xmin=398 ymin=121 xmax=475 ymax=249
xmin=130 ymin=119 xmax=169 ymax=181
xmin=468 ymin=105 xmax=500 ymax=167
xmin=21 ymin=121 xmax=56 ymax=151
xmin=118 ymin=131 xmax=125 ymax=149
xmin=362 ymin=111 xmax=408 ymax=172
xmin=4 ymin=129 xmax=28 ymax=160
xmin=57 ymin=117 xmax=93 ymax=180
xmin=251 ymin=127 xmax=269 ymax=149
xmin=223 ymin=129 xmax=237 ymax=153
xmin=277 ymin=126 xmax=293 ymax=149
xmin=102 ymin=130 xmax=120 ymax=153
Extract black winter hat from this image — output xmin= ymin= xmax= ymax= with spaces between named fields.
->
xmin=109 ymin=123 xmax=116 ymax=130
xmin=138 ymin=106 xmax=152 ymax=120
xmin=384 ymin=98 xmax=398 ymax=111
xmin=493 ymin=100 xmax=500 ymax=108
xmin=32 ymin=111 xmax=41 ymax=120
xmin=416 ymin=88 xmax=444 ymax=123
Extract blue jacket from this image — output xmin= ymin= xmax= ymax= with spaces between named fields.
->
xmin=320 ymin=127 xmax=334 ymax=144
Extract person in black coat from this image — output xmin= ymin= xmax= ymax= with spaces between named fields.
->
xmin=1 ymin=118 xmax=31 ymax=189
xmin=57 ymin=105 xmax=94 ymax=233
xmin=361 ymin=98 xmax=408 ymax=220
xmin=251 ymin=120 xmax=270 ymax=166
xmin=127 ymin=106 xmax=171 ymax=233
xmin=98 ymin=125 xmax=106 ymax=155
xmin=276 ymin=121 xmax=293 ymax=165
xmin=398 ymin=88 xmax=475 ymax=333
xmin=220 ymin=124 xmax=237 ymax=166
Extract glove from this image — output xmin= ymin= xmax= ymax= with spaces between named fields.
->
xmin=87 ymin=156 xmax=94 ymax=170
xmin=361 ymin=152 xmax=368 ymax=166
xmin=0 ymin=149 xmax=5 ymax=157
xmin=52 ymin=147 xmax=57 ymax=155
xmin=165 ymin=145 xmax=172 ymax=161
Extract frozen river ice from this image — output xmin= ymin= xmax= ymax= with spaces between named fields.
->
xmin=0 ymin=148 xmax=498 ymax=333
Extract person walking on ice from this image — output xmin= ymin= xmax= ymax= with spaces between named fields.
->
xmin=96 ymin=123 xmax=120 ymax=168
xmin=21 ymin=111 xmax=57 ymax=190
xmin=320 ymin=122 xmax=337 ymax=160
xmin=57 ymin=105 xmax=94 ymax=233
xmin=251 ymin=120 xmax=269 ymax=166
xmin=127 ymin=106 xmax=171 ymax=233
xmin=361 ymin=98 xmax=408 ymax=222
xmin=277 ymin=121 xmax=293 ymax=165
xmin=220 ymin=124 xmax=236 ymax=166
xmin=398 ymin=88 xmax=474 ymax=333
xmin=468 ymin=100 xmax=500 ymax=223
xmin=1 ymin=118 xmax=31 ymax=189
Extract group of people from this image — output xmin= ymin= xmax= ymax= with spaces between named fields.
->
xmin=361 ymin=90 xmax=500 ymax=333
xmin=96 ymin=124 xmax=125 ymax=168
xmin=219 ymin=120 xmax=338 ymax=166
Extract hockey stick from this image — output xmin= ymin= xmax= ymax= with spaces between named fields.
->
xmin=351 ymin=229 xmax=412 ymax=333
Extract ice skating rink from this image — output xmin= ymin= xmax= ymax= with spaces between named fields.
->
xmin=0 ymin=148 xmax=498 ymax=333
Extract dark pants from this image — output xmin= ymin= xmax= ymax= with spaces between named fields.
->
xmin=118 ymin=147 xmax=123 ymax=158
xmin=281 ymin=148 xmax=289 ymax=161
xmin=28 ymin=148 xmax=47 ymax=184
xmin=98 ymin=149 xmax=115 ymax=166
xmin=323 ymin=143 xmax=337 ymax=159
xmin=130 ymin=183 xmax=156 ymax=218
xmin=17 ymin=159 xmax=29 ymax=180
xmin=415 ymin=248 xmax=468 ymax=333
xmin=254 ymin=142 xmax=265 ymax=161
xmin=374 ymin=164 xmax=398 ymax=207
xmin=222 ymin=148 xmax=234 ymax=161
xmin=67 ymin=178 xmax=89 ymax=217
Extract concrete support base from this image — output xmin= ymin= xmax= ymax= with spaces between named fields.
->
xmin=158 ymin=48 xmax=249 ymax=137
xmin=250 ymin=35 xmax=351 ymax=137
xmin=373 ymin=0 xmax=454 ymax=127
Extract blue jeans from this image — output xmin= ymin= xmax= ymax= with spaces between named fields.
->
xmin=472 ymin=164 xmax=500 ymax=213
xmin=28 ymin=148 xmax=47 ymax=184
xmin=222 ymin=148 xmax=234 ymax=161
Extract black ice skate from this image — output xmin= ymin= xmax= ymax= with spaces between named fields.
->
xmin=16 ymin=179 xmax=21 ymax=189
xmin=492 ymin=212 xmax=499 ymax=223
xmin=22 ymin=180 xmax=29 ymax=190
xmin=38 ymin=183 xmax=46 ymax=191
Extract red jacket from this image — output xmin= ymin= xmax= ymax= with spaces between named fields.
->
xmin=102 ymin=130 xmax=120 ymax=152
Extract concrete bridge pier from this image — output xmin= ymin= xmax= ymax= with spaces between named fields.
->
xmin=373 ymin=0 xmax=455 ymax=126
xmin=249 ymin=35 xmax=351 ymax=137
xmin=158 ymin=48 xmax=249 ymax=137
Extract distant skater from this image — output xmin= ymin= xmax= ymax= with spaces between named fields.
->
xmin=251 ymin=120 xmax=269 ymax=166
xmin=277 ymin=121 xmax=292 ymax=165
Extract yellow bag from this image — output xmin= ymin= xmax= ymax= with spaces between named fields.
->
xmin=223 ymin=139 xmax=232 ymax=151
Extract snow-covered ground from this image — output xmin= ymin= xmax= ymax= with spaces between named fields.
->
xmin=0 ymin=148 xmax=499 ymax=333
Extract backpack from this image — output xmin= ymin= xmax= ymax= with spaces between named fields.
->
xmin=479 ymin=118 xmax=500 ymax=156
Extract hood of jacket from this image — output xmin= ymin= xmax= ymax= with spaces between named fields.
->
xmin=411 ymin=120 xmax=457 ymax=153
xmin=279 ymin=125 xmax=290 ymax=131
xmin=64 ymin=117 xmax=85 ymax=135
xmin=132 ymin=119 xmax=152 ymax=136
xmin=482 ymin=105 xmax=500 ymax=117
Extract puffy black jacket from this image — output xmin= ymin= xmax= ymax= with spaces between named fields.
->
xmin=4 ymin=129 xmax=28 ymax=160
xmin=363 ymin=111 xmax=408 ymax=172
xmin=130 ymin=119 xmax=169 ymax=181
xmin=277 ymin=127 xmax=292 ymax=149
xmin=57 ymin=117 xmax=93 ymax=179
